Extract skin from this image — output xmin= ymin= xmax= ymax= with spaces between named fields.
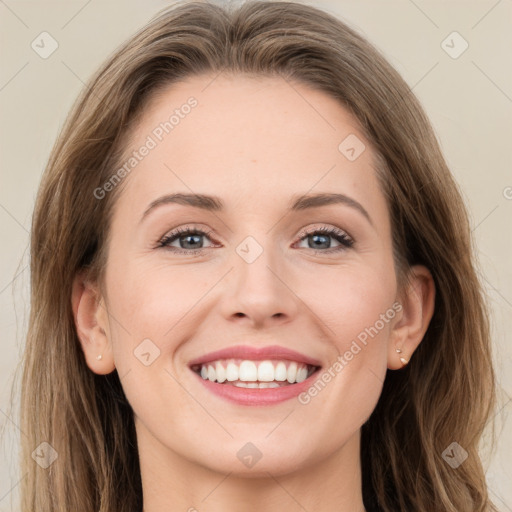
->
xmin=72 ymin=74 xmax=435 ymax=512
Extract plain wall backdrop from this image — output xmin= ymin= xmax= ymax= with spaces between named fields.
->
xmin=1 ymin=0 xmax=511 ymax=510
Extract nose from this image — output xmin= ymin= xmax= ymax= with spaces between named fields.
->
xmin=219 ymin=242 xmax=299 ymax=329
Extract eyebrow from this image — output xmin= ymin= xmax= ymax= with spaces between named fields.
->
xmin=140 ymin=192 xmax=373 ymax=227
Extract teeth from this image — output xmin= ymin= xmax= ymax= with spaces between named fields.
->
xmin=215 ymin=361 xmax=227 ymax=383
xmin=257 ymin=360 xmax=275 ymax=382
xmin=231 ymin=382 xmax=281 ymax=389
xmin=287 ymin=362 xmax=297 ymax=383
xmin=196 ymin=359 xmax=316 ymax=385
xmin=239 ymin=361 xmax=258 ymax=381
xmin=274 ymin=362 xmax=287 ymax=381
xmin=259 ymin=382 xmax=280 ymax=388
xmin=226 ymin=362 xmax=239 ymax=381
xmin=296 ymin=366 xmax=308 ymax=382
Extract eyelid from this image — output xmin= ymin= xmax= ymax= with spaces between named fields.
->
xmin=297 ymin=224 xmax=354 ymax=242
xmin=156 ymin=224 xmax=218 ymax=249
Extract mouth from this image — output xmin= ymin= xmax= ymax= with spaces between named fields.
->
xmin=189 ymin=358 xmax=322 ymax=405
xmin=190 ymin=359 xmax=320 ymax=387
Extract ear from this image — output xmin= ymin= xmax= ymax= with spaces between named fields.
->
xmin=387 ymin=264 xmax=435 ymax=370
xmin=71 ymin=271 xmax=116 ymax=375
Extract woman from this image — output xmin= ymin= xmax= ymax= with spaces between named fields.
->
xmin=19 ymin=1 xmax=498 ymax=511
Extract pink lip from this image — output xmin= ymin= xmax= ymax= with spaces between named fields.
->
xmin=187 ymin=344 xmax=323 ymax=368
xmin=191 ymin=368 xmax=321 ymax=406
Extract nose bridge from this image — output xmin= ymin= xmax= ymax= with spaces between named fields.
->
xmin=222 ymin=233 xmax=298 ymax=326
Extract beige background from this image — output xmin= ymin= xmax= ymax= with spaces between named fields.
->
xmin=1 ymin=0 xmax=511 ymax=510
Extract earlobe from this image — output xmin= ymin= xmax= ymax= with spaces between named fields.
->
xmin=387 ymin=265 xmax=436 ymax=370
xmin=71 ymin=272 xmax=116 ymax=375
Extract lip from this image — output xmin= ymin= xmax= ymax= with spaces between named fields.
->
xmin=191 ymin=366 xmax=322 ymax=406
xmin=187 ymin=344 xmax=323 ymax=368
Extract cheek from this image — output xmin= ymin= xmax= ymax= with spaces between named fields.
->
xmin=101 ymin=260 xmax=188 ymax=377
xmin=299 ymin=277 xmax=394 ymax=429
xmin=102 ymin=261 xmax=200 ymax=413
xmin=106 ymin=259 xmax=203 ymax=335
xmin=298 ymin=264 xmax=396 ymax=417
xmin=303 ymin=261 xmax=397 ymax=346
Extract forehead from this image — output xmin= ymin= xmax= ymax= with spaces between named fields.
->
xmin=115 ymin=73 xmax=387 ymax=222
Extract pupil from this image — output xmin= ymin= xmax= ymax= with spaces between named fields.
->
xmin=310 ymin=234 xmax=330 ymax=249
xmin=182 ymin=234 xmax=202 ymax=249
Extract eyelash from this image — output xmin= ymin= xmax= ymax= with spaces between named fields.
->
xmin=156 ymin=224 xmax=354 ymax=256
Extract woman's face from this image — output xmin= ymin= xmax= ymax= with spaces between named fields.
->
xmin=91 ymin=74 xmax=405 ymax=476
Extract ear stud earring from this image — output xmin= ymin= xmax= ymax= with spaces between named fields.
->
xmin=395 ymin=347 xmax=409 ymax=366
xmin=96 ymin=354 xmax=103 ymax=361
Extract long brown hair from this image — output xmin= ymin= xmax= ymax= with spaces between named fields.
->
xmin=17 ymin=1 xmax=498 ymax=510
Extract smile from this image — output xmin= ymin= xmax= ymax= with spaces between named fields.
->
xmin=190 ymin=358 xmax=322 ymax=405
xmin=192 ymin=358 xmax=317 ymax=384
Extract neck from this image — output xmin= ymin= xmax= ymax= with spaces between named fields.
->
xmin=138 ymin=421 xmax=366 ymax=512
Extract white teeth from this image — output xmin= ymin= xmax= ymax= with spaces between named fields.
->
xmin=257 ymin=360 xmax=275 ymax=382
xmin=215 ymin=361 xmax=227 ymax=383
xmin=287 ymin=362 xmax=297 ymax=383
xmin=226 ymin=362 xmax=239 ymax=381
xmin=239 ymin=361 xmax=258 ymax=381
xmin=196 ymin=359 xmax=316 ymax=385
xmin=233 ymin=381 xmax=280 ymax=389
xmin=296 ymin=366 xmax=309 ymax=383
xmin=274 ymin=362 xmax=287 ymax=381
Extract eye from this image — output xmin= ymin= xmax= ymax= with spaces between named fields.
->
xmin=294 ymin=226 xmax=354 ymax=253
xmin=156 ymin=226 xmax=217 ymax=254
xmin=156 ymin=224 xmax=354 ymax=255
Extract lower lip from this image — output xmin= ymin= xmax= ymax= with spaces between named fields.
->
xmin=190 ymin=368 xmax=320 ymax=406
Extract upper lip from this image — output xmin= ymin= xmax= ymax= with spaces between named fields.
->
xmin=188 ymin=344 xmax=322 ymax=368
